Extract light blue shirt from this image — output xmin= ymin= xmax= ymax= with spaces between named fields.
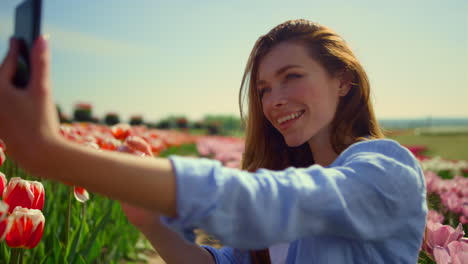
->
xmin=161 ymin=139 xmax=427 ymax=263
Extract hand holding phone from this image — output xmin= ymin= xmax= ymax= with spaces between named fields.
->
xmin=12 ymin=0 xmax=42 ymax=88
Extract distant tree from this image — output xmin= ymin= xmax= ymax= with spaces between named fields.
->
xmin=207 ymin=121 xmax=221 ymax=135
xmin=73 ymin=102 xmax=93 ymax=122
xmin=90 ymin=116 xmax=100 ymax=123
xmin=203 ymin=115 xmax=243 ymax=135
xmin=193 ymin=121 xmax=204 ymax=129
xmin=104 ymin=112 xmax=120 ymax=126
xmin=156 ymin=120 xmax=171 ymax=129
xmin=146 ymin=122 xmax=158 ymax=129
xmin=175 ymin=117 xmax=188 ymax=129
xmin=129 ymin=115 xmax=144 ymax=126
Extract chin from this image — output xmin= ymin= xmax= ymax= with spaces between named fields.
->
xmin=283 ymin=136 xmax=307 ymax=147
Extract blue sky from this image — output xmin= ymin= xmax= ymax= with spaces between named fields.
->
xmin=0 ymin=0 xmax=467 ymax=122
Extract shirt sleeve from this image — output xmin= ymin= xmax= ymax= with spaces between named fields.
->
xmin=201 ymin=246 xmax=251 ymax=264
xmin=161 ymin=140 xmax=427 ymax=249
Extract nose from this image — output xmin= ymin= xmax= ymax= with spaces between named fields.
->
xmin=273 ymin=97 xmax=287 ymax=108
xmin=271 ymin=87 xmax=287 ymax=108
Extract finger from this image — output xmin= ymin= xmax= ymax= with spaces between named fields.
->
xmin=29 ymin=35 xmax=50 ymax=94
xmin=0 ymin=38 xmax=20 ymax=82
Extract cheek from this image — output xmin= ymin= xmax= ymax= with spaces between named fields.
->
xmin=261 ymin=104 xmax=272 ymax=124
xmin=291 ymin=81 xmax=319 ymax=103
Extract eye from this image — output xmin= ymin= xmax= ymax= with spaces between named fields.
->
xmin=258 ymin=87 xmax=270 ymax=99
xmin=285 ymin=73 xmax=302 ymax=80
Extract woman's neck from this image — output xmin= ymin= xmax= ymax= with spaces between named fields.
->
xmin=307 ymin=128 xmax=339 ymax=167
xmin=308 ymin=140 xmax=337 ymax=167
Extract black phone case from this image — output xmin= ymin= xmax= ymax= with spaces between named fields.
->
xmin=12 ymin=0 xmax=42 ymax=88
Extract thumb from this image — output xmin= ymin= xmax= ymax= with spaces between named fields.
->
xmin=0 ymin=38 xmax=20 ymax=81
xmin=28 ymin=35 xmax=50 ymax=94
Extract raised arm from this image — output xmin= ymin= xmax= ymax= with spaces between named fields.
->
xmin=0 ymin=37 xmax=178 ymax=217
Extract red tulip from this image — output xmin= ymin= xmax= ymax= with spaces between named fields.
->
xmin=99 ymin=137 xmax=121 ymax=151
xmin=3 ymin=177 xmax=45 ymax=213
xmin=74 ymin=186 xmax=89 ymax=203
xmin=0 ymin=172 xmax=6 ymax=196
xmin=146 ymin=137 xmax=166 ymax=154
xmin=0 ymin=201 xmax=12 ymax=242
xmin=111 ymin=123 xmax=131 ymax=140
xmin=6 ymin=207 xmax=45 ymax=249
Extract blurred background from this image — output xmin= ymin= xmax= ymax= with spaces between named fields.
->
xmin=0 ymin=0 xmax=467 ymax=126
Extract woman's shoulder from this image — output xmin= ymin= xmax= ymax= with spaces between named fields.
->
xmin=332 ymin=138 xmax=421 ymax=171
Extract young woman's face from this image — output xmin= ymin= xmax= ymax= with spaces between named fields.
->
xmin=257 ymin=42 xmax=348 ymax=147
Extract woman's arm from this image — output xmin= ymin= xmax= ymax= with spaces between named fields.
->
xmin=120 ymin=204 xmax=214 ymax=264
xmin=0 ymin=37 xmax=178 ymax=216
xmin=29 ymin=137 xmax=178 ymax=217
xmin=161 ymin=140 xmax=427 ymax=249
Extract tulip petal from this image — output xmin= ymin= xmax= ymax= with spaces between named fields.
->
xmin=74 ymin=187 xmax=89 ymax=203
xmin=0 ymin=215 xmax=12 ymax=241
xmin=0 ymin=147 xmax=5 ymax=167
xmin=447 ymin=224 xmax=465 ymax=244
xmin=434 ymin=246 xmax=451 ymax=264
xmin=0 ymin=173 xmax=7 ymax=199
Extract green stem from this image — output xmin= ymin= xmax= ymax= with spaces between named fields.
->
xmin=18 ymin=249 xmax=24 ymax=264
xmin=9 ymin=248 xmax=20 ymax=264
xmin=64 ymin=188 xmax=73 ymax=245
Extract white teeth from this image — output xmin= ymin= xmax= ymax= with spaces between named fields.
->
xmin=277 ymin=111 xmax=303 ymax=125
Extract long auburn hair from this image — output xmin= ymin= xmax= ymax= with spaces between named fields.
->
xmin=237 ymin=19 xmax=384 ymax=263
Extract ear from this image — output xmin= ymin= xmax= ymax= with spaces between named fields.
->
xmin=338 ymin=70 xmax=353 ymax=97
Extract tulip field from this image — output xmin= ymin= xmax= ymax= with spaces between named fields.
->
xmin=1 ymin=124 xmax=468 ymax=263
xmin=0 ymin=123 xmax=198 ymax=263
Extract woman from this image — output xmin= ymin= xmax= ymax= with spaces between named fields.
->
xmin=0 ymin=19 xmax=427 ymax=263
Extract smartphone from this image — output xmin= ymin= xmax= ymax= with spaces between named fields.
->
xmin=12 ymin=0 xmax=42 ymax=88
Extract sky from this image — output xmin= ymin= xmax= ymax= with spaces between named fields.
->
xmin=0 ymin=0 xmax=467 ymax=122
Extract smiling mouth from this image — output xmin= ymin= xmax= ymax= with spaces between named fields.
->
xmin=277 ymin=110 xmax=305 ymax=126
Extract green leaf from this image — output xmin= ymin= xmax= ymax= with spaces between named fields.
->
xmin=67 ymin=203 xmax=87 ymax=264
xmin=81 ymin=205 xmax=112 ymax=259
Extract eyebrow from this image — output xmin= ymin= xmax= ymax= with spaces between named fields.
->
xmin=257 ymin=64 xmax=302 ymax=86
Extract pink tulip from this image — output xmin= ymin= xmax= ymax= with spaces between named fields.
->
xmin=443 ymin=193 xmax=461 ymax=214
xmin=427 ymin=210 xmax=445 ymax=224
xmin=425 ymin=171 xmax=441 ymax=194
xmin=423 ymin=222 xmax=465 ymax=255
xmin=459 ymin=215 xmax=468 ymax=225
xmin=3 ymin=177 xmax=45 ymax=213
xmin=434 ymin=241 xmax=468 ymax=264
xmin=124 ymin=136 xmax=153 ymax=157
xmin=116 ymin=136 xmax=153 ymax=157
